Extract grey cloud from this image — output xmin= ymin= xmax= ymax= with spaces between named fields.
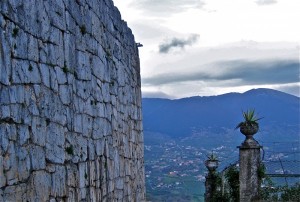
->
xmin=142 ymin=60 xmax=299 ymax=86
xmin=255 ymin=0 xmax=277 ymax=5
xmin=159 ymin=34 xmax=199 ymax=53
xmin=142 ymin=91 xmax=174 ymax=99
xmin=130 ymin=0 xmax=205 ymax=16
xmin=275 ymin=85 xmax=300 ymax=97
xmin=217 ymin=60 xmax=299 ymax=85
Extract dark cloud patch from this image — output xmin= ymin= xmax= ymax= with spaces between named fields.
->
xmin=142 ymin=60 xmax=299 ymax=86
xmin=255 ymin=0 xmax=277 ymax=6
xmin=159 ymin=34 xmax=199 ymax=53
xmin=217 ymin=60 xmax=299 ymax=85
xmin=130 ymin=0 xmax=205 ymax=16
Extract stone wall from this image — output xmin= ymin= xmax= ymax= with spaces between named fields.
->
xmin=0 ymin=0 xmax=145 ymax=201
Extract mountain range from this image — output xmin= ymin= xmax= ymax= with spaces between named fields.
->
xmin=142 ymin=88 xmax=300 ymax=140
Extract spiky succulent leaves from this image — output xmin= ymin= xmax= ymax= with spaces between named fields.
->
xmin=207 ymin=153 xmax=218 ymax=161
xmin=235 ymin=109 xmax=262 ymax=129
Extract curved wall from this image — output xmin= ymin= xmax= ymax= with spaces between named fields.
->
xmin=0 ymin=0 xmax=145 ymax=201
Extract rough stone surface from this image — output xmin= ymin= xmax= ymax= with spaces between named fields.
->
xmin=0 ymin=0 xmax=145 ymax=201
xmin=238 ymin=139 xmax=261 ymax=202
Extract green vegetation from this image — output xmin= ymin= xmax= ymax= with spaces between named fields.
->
xmin=80 ymin=25 xmax=86 ymax=35
xmin=104 ymin=47 xmax=112 ymax=60
xmin=46 ymin=118 xmax=50 ymax=126
xmin=12 ymin=27 xmax=19 ymax=38
xmin=28 ymin=64 xmax=33 ymax=72
xmin=65 ymin=145 xmax=74 ymax=155
xmin=46 ymin=62 xmax=56 ymax=68
xmin=207 ymin=152 xmax=218 ymax=161
xmin=225 ymin=166 xmax=240 ymax=202
xmin=257 ymin=163 xmax=266 ymax=180
xmin=260 ymin=182 xmax=300 ymax=201
xmin=236 ymin=109 xmax=262 ymax=129
xmin=62 ymin=61 xmax=69 ymax=73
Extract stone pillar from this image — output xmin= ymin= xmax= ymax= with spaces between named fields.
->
xmin=238 ymin=138 xmax=262 ymax=202
xmin=204 ymin=158 xmax=219 ymax=202
xmin=205 ymin=172 xmax=217 ymax=202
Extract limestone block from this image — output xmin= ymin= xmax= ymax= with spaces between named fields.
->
xmin=0 ymin=156 xmax=6 ymax=187
xmin=95 ymin=138 xmax=105 ymax=156
xmin=55 ymin=66 xmax=67 ymax=84
xmin=75 ymin=80 xmax=91 ymax=99
xmin=30 ymin=145 xmax=46 ymax=170
xmin=9 ymin=85 xmax=25 ymax=104
xmin=59 ymin=85 xmax=72 ymax=105
xmin=89 ymin=187 xmax=97 ymax=202
xmin=46 ymin=27 xmax=64 ymax=67
xmin=117 ymin=155 xmax=124 ymax=176
xmin=113 ymin=150 xmax=120 ymax=177
xmin=65 ymin=11 xmax=77 ymax=35
xmin=102 ymin=83 xmax=111 ymax=103
xmin=35 ymin=2 xmax=51 ymax=40
xmin=46 ymin=123 xmax=65 ymax=164
xmin=17 ymin=125 xmax=29 ymax=145
xmin=51 ymin=165 xmax=67 ymax=197
xmin=73 ymin=113 xmax=83 ymax=133
xmin=76 ymin=51 xmax=92 ymax=81
xmin=63 ymin=32 xmax=76 ymax=70
xmin=37 ymin=88 xmax=66 ymax=124
xmin=65 ymin=132 xmax=87 ymax=162
xmin=0 ymin=123 xmax=16 ymax=144
xmin=82 ymin=114 xmax=93 ymax=137
xmin=31 ymin=117 xmax=46 ymax=146
xmin=66 ymin=164 xmax=78 ymax=187
xmin=79 ymin=187 xmax=87 ymax=201
xmin=67 ymin=187 xmax=76 ymax=202
xmin=2 ymin=183 xmax=27 ymax=202
xmin=92 ymin=117 xmax=112 ymax=139
xmin=17 ymin=147 xmax=30 ymax=181
xmin=107 ymin=158 xmax=114 ymax=180
xmin=89 ymin=161 xmax=96 ymax=186
xmin=83 ymin=97 xmax=96 ymax=117
xmin=0 ymin=87 xmax=10 ymax=104
xmin=78 ymin=162 xmax=88 ymax=188
xmin=28 ymin=171 xmax=51 ymax=202
xmin=10 ymin=25 xmax=28 ymax=59
xmin=27 ymin=32 xmax=39 ymax=62
xmin=85 ymin=35 xmax=98 ymax=55
xmin=22 ymin=87 xmax=39 ymax=117
xmin=115 ymin=177 xmax=124 ymax=190
xmin=115 ymin=189 xmax=124 ymax=200
xmin=0 ymin=26 xmax=12 ymax=85
xmin=12 ymin=59 xmax=41 ymax=84
xmin=88 ymin=139 xmax=96 ymax=160
xmin=49 ymin=198 xmax=56 ymax=202
xmin=4 ymin=142 xmax=18 ymax=185
xmin=39 ymin=63 xmax=51 ymax=88
xmin=45 ymin=0 xmax=66 ymax=31
xmin=65 ymin=0 xmax=83 ymax=26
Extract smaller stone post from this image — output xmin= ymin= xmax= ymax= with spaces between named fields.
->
xmin=204 ymin=154 xmax=219 ymax=202
xmin=238 ymin=138 xmax=262 ymax=202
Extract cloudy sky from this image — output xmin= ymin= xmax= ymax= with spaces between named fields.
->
xmin=113 ymin=0 xmax=300 ymax=98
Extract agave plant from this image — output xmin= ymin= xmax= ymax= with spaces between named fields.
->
xmin=205 ymin=152 xmax=219 ymax=172
xmin=236 ymin=109 xmax=263 ymax=136
xmin=235 ymin=109 xmax=262 ymax=129
xmin=207 ymin=153 xmax=218 ymax=161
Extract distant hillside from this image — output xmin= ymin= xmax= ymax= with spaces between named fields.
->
xmin=142 ymin=88 xmax=300 ymax=139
